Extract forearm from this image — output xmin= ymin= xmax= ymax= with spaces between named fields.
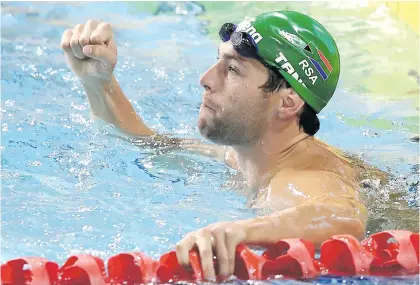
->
xmin=82 ymin=75 xmax=155 ymax=136
xmin=180 ymin=141 xmax=227 ymax=162
xmin=240 ymin=201 xmax=366 ymax=248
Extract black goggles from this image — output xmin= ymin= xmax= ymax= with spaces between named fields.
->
xmin=218 ymin=23 xmax=261 ymax=60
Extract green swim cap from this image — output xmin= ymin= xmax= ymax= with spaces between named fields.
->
xmin=236 ymin=11 xmax=340 ymax=113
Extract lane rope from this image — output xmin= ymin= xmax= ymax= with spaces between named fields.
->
xmin=2 ymin=230 xmax=419 ymax=284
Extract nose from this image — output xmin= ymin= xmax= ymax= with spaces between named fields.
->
xmin=199 ymin=63 xmax=221 ymax=93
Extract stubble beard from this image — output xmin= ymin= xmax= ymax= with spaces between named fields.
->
xmin=198 ymin=111 xmax=264 ymax=146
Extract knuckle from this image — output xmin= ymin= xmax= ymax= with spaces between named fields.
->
xmin=98 ymin=22 xmax=112 ymax=34
xmin=212 ymin=227 xmax=224 ymax=235
xmin=225 ymin=228 xmax=235 ymax=237
xmin=175 ymin=242 xmax=184 ymax=252
xmin=184 ymin=231 xmax=194 ymax=239
xmin=200 ymin=228 xmax=211 ymax=236
xmin=79 ymin=36 xmax=90 ymax=46
xmin=70 ymin=38 xmax=79 ymax=47
xmin=200 ymin=248 xmax=212 ymax=258
xmin=207 ymin=224 xmax=216 ymax=231
xmin=86 ymin=19 xmax=95 ymax=27
xmin=90 ymin=34 xmax=101 ymax=43
xmin=74 ymin=24 xmax=83 ymax=31
xmin=101 ymin=22 xmax=111 ymax=30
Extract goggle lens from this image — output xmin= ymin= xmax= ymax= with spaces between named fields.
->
xmin=219 ymin=23 xmax=260 ymax=59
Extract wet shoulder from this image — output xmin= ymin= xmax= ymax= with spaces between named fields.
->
xmin=288 ymin=137 xmax=357 ymax=182
xmin=265 ymin=168 xmax=367 ymax=218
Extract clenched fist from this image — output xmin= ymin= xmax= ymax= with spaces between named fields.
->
xmin=60 ymin=20 xmax=117 ymax=82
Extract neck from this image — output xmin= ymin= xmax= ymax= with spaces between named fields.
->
xmin=232 ymin=122 xmax=309 ymax=189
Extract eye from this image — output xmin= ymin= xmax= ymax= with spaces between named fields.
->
xmin=228 ymin=65 xmax=238 ymax=74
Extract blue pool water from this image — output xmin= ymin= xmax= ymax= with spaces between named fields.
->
xmin=1 ymin=2 xmax=418 ymax=284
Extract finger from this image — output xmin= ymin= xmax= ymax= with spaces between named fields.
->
xmin=83 ymin=45 xmax=116 ymax=67
xmin=60 ymin=29 xmax=73 ymax=53
xmin=212 ymin=229 xmax=229 ymax=279
xmin=90 ymin=22 xmax=113 ymax=45
xmin=196 ymin=230 xmax=216 ymax=280
xmin=225 ymin=228 xmax=244 ymax=277
xmin=175 ymin=233 xmax=196 ymax=267
xmin=79 ymin=20 xmax=99 ymax=48
xmin=70 ymin=24 xmax=85 ymax=59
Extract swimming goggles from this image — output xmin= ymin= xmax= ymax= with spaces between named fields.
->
xmin=218 ymin=23 xmax=261 ymax=60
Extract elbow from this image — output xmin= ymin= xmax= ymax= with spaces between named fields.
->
xmin=299 ymin=201 xmax=368 ymax=248
xmin=305 ymin=216 xmax=366 ymax=249
xmin=333 ymin=216 xmax=366 ymax=240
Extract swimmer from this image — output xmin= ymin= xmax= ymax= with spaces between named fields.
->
xmin=61 ymin=11 xmax=368 ymax=281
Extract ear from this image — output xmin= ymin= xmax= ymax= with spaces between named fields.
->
xmin=278 ymin=88 xmax=305 ymax=120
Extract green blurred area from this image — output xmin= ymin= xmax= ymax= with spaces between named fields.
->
xmin=130 ymin=1 xmax=419 ymax=134
xmin=343 ymin=117 xmax=417 ymax=133
xmin=196 ymin=2 xmax=419 ymax=99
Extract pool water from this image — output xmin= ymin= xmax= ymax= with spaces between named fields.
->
xmin=1 ymin=2 xmax=418 ymax=285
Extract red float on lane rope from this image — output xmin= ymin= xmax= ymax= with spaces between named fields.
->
xmin=321 ymin=234 xmax=374 ymax=276
xmin=362 ymin=230 xmax=419 ymax=275
xmin=156 ymin=250 xmax=203 ymax=282
xmin=1 ymin=257 xmax=58 ymax=285
xmin=107 ymin=252 xmax=158 ymax=285
xmin=2 ymin=230 xmax=419 ymax=284
xmin=233 ymin=244 xmax=265 ymax=280
xmin=261 ymin=238 xmax=318 ymax=279
xmin=411 ymin=233 xmax=419 ymax=264
xmin=57 ymin=255 xmax=107 ymax=285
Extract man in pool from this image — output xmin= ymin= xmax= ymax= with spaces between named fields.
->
xmin=61 ymin=11 xmax=368 ymax=280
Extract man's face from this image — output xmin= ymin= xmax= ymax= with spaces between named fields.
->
xmin=197 ymin=41 xmax=271 ymax=145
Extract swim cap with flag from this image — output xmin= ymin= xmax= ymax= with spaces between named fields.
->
xmin=235 ymin=11 xmax=340 ymax=113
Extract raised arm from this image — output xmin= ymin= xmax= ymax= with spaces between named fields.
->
xmin=82 ymin=74 xmax=155 ymax=136
xmin=60 ymin=20 xmax=154 ymax=136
